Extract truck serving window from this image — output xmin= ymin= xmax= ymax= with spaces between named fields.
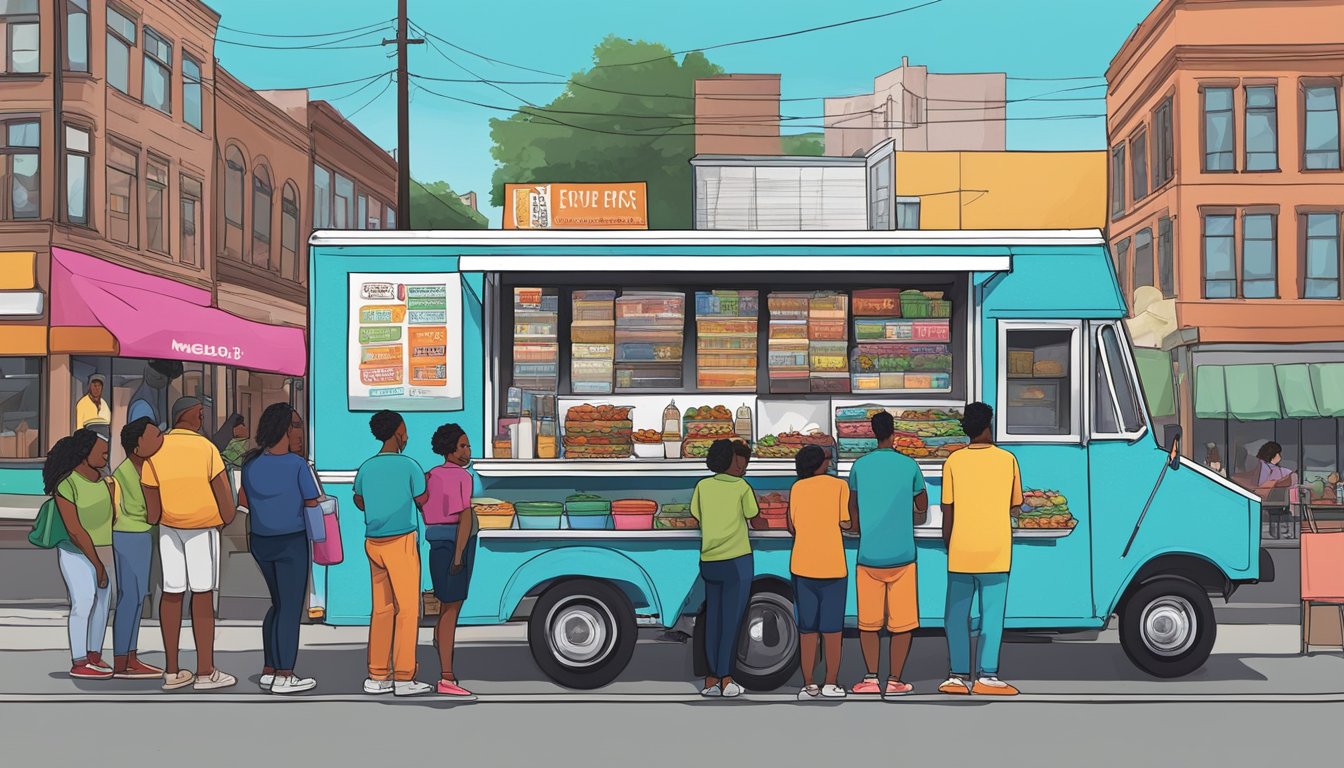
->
xmin=1003 ymin=326 xmax=1077 ymax=439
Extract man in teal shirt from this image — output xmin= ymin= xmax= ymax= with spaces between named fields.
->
xmin=353 ymin=410 xmax=431 ymax=696
xmin=847 ymin=411 xmax=928 ymax=696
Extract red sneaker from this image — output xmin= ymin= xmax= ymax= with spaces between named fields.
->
xmin=850 ymin=677 xmax=882 ymax=695
xmin=85 ymin=653 xmax=113 ymax=673
xmin=115 ymin=657 xmax=165 ymax=680
xmin=70 ymin=661 xmax=113 ymax=680
xmin=436 ymin=679 xmax=477 ymax=699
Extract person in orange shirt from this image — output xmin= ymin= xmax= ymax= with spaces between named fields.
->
xmin=787 ymin=445 xmax=851 ymax=701
xmin=939 ymin=402 xmax=1022 ymax=697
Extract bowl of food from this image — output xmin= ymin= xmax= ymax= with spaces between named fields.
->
xmin=633 ymin=429 xmax=664 ymax=459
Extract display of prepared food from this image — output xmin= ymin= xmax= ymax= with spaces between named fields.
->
xmin=754 ymin=431 xmax=836 ymax=459
xmin=1032 ymin=360 xmax=1066 ymax=377
xmin=563 ymin=404 xmax=634 ymax=459
xmin=1008 ymin=350 xmax=1035 ymax=376
xmin=471 ymin=498 xmax=515 ymax=516
xmin=852 ymin=289 xmax=902 ymax=317
xmin=1014 ymin=489 xmax=1077 ymax=530
xmin=752 ymin=492 xmax=790 ymax=530
xmin=836 ymin=406 xmax=967 ymax=460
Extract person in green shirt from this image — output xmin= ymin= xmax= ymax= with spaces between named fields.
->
xmin=110 ymin=417 xmax=165 ymax=679
xmin=44 ymin=429 xmax=115 ymax=680
xmin=690 ymin=439 xmax=758 ymax=698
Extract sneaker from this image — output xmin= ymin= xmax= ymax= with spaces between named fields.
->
xmin=270 ymin=675 xmax=317 ymax=695
xmin=69 ymin=661 xmax=113 ymax=680
xmin=194 ymin=669 xmax=237 ymax=691
xmin=161 ymin=670 xmax=194 ymax=690
xmin=939 ymin=676 xmax=971 ymax=695
xmin=259 ymin=674 xmax=275 ymax=691
xmin=394 ymin=680 xmax=433 ymax=697
xmin=700 ymin=685 xmax=722 ymax=697
xmin=363 ymin=678 xmax=394 ymax=695
xmin=851 ymin=677 xmax=882 ymax=695
xmin=436 ymin=680 xmax=476 ymax=699
xmin=821 ymin=684 xmax=847 ymax=699
xmin=114 ymin=657 xmax=164 ymax=680
xmin=797 ymin=685 xmax=821 ymax=701
xmin=972 ymin=677 xmax=1020 ymax=696
xmin=884 ymin=679 xmax=914 ymax=696
xmin=85 ymin=653 xmax=113 ymax=673
xmin=721 ymin=681 xmax=744 ymax=698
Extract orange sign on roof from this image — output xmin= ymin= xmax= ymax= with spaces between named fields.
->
xmin=504 ymin=182 xmax=648 ymax=230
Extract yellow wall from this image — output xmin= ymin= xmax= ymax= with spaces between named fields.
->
xmin=893 ymin=151 xmax=1106 ymax=230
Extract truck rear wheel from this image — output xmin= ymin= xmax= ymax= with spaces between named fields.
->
xmin=1119 ymin=578 xmax=1216 ymax=678
xmin=694 ymin=585 xmax=799 ymax=692
xmin=528 ymin=579 xmax=636 ymax=690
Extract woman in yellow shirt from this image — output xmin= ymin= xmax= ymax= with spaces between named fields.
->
xmin=787 ymin=445 xmax=851 ymax=700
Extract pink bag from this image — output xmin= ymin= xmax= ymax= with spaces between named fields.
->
xmin=313 ymin=510 xmax=344 ymax=566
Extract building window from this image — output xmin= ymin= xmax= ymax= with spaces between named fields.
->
xmin=1 ymin=118 xmax=39 ymax=220
xmin=1242 ymin=213 xmax=1276 ymax=298
xmin=106 ymin=7 xmax=136 ymax=95
xmin=1303 ymin=213 xmax=1341 ymax=299
xmin=252 ymin=166 xmax=273 ymax=269
xmin=145 ymin=158 xmax=168 ymax=255
xmin=1112 ymin=237 xmax=1131 ymax=303
xmin=1157 ymin=217 xmax=1174 ymax=298
xmin=868 ymin=158 xmax=892 ymax=230
xmin=65 ymin=0 xmax=89 ymax=72
xmin=106 ymin=141 xmax=138 ymax=247
xmin=224 ymin=146 xmax=245 ymax=260
xmin=281 ymin=182 xmax=299 ymax=280
xmin=1133 ymin=227 xmax=1153 ymax=290
xmin=63 ymin=124 xmax=88 ymax=225
xmin=357 ymin=193 xmax=368 ymax=230
xmin=1 ymin=0 xmax=38 ymax=74
xmin=895 ymin=197 xmax=919 ymax=230
xmin=385 ymin=204 xmax=395 ymax=230
xmin=334 ymin=173 xmax=354 ymax=229
xmin=182 ymin=55 xmax=202 ymax=130
xmin=1244 ymin=85 xmax=1278 ymax=171
xmin=313 ymin=164 xmax=332 ymax=229
xmin=142 ymin=27 xmax=172 ymax=115
xmin=1153 ymin=98 xmax=1174 ymax=184
xmin=1203 ymin=213 xmax=1236 ymax=298
xmin=367 ymin=197 xmax=383 ymax=229
xmin=0 ymin=357 xmax=42 ymax=459
xmin=1303 ymin=84 xmax=1341 ymax=171
xmin=1110 ymin=144 xmax=1126 ymax=217
xmin=1130 ymin=130 xmax=1148 ymax=201
xmin=1202 ymin=87 xmax=1234 ymax=172
xmin=180 ymin=174 xmax=201 ymax=267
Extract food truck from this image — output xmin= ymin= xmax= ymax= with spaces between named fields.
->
xmin=308 ymin=229 xmax=1269 ymax=689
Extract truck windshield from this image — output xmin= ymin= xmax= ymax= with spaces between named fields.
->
xmin=1100 ymin=325 xmax=1145 ymax=432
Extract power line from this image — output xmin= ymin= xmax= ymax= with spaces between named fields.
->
xmin=1007 ymin=75 xmax=1105 ymax=82
xmin=214 ymin=30 xmax=389 ymax=51
xmin=216 ymin=18 xmax=393 ymax=39
xmin=249 ymin=70 xmax=396 ymax=92
xmin=323 ymin=71 xmax=393 ymax=104
xmin=343 ymin=75 xmax=395 ymax=121
xmin=409 ymin=21 xmax=537 ymax=107
xmin=411 ymin=26 xmax=563 ymax=78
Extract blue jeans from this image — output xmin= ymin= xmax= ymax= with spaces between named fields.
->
xmin=57 ymin=544 xmax=113 ymax=663
xmin=945 ymin=571 xmax=1010 ymax=677
xmin=251 ymin=532 xmax=311 ymax=671
xmin=112 ymin=531 xmax=153 ymax=656
xmin=700 ymin=555 xmax=753 ymax=679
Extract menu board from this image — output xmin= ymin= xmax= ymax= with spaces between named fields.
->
xmin=348 ymin=273 xmax=463 ymax=411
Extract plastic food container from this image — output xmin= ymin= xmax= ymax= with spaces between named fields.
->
xmin=515 ymin=501 xmax=564 ymax=530
xmin=611 ymin=499 xmax=657 ymax=530
xmin=476 ymin=514 xmax=516 ymax=529
xmin=567 ymin=514 xmax=612 ymax=530
xmin=633 ymin=442 xmax=663 ymax=459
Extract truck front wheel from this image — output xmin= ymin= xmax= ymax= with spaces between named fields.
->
xmin=528 ymin=579 xmax=637 ymax=690
xmin=1119 ymin=578 xmax=1216 ymax=678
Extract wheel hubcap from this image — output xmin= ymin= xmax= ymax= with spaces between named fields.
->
xmin=547 ymin=598 xmax=614 ymax=668
xmin=737 ymin=594 xmax=798 ymax=676
xmin=1140 ymin=596 xmax=1197 ymax=657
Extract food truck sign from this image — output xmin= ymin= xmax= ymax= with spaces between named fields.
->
xmin=347 ymin=274 xmax=463 ymax=411
xmin=504 ymin=182 xmax=648 ymax=230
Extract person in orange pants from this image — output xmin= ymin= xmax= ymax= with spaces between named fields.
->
xmin=353 ymin=410 xmax=431 ymax=696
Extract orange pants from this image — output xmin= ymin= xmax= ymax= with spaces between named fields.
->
xmin=365 ymin=532 xmax=421 ymax=681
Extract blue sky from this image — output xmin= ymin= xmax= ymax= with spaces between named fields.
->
xmin=208 ymin=0 xmax=1157 ymax=226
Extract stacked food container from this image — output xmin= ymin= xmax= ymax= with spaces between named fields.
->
xmin=767 ymin=293 xmax=811 ymax=394
xmin=655 ymin=503 xmax=697 ymax=529
xmin=615 ymin=292 xmax=685 ymax=391
xmin=695 ymin=290 xmax=759 ymax=392
xmin=512 ymin=288 xmax=559 ymax=392
xmin=515 ymin=501 xmax=564 ymax=530
xmin=571 ymin=290 xmax=616 ymax=394
xmin=565 ymin=493 xmax=612 ymax=530
xmin=611 ymin=499 xmax=657 ymax=530
xmin=851 ymin=289 xmax=953 ymax=393
xmin=681 ymin=405 xmax=736 ymax=459
xmin=562 ymin=404 xmax=633 ymax=459
xmin=808 ymin=292 xmax=850 ymax=393
xmin=836 ymin=404 xmax=888 ymax=460
xmin=754 ymin=491 xmax=789 ymax=530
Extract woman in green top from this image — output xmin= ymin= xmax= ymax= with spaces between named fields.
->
xmin=44 ymin=429 xmax=115 ymax=680
xmin=690 ymin=439 xmax=759 ymax=698
xmin=110 ymin=417 xmax=164 ymax=679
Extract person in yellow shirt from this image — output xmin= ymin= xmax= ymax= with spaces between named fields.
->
xmin=787 ymin=445 xmax=851 ymax=701
xmin=75 ymin=375 xmax=111 ymax=429
xmin=939 ymin=402 xmax=1022 ymax=697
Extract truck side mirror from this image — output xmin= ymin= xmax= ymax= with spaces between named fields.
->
xmin=1164 ymin=425 xmax=1183 ymax=470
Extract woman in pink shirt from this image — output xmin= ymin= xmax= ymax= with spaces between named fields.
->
xmin=423 ymin=423 xmax=476 ymax=699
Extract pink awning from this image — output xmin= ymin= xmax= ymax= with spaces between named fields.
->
xmin=51 ymin=247 xmax=307 ymax=376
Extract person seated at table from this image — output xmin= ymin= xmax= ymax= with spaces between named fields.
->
xmin=1255 ymin=442 xmax=1296 ymax=494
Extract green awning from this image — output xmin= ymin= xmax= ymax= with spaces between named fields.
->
xmin=1195 ymin=365 xmax=1228 ymax=419
xmin=1275 ymin=364 xmax=1320 ymax=418
xmin=1195 ymin=364 xmax=1282 ymax=420
xmin=1134 ymin=348 xmax=1176 ymax=418
xmin=1311 ymin=363 xmax=1344 ymax=417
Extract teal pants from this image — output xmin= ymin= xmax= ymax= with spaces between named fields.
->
xmin=945 ymin=571 xmax=1010 ymax=677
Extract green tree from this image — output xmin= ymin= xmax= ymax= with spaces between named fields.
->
xmin=490 ymin=37 xmax=722 ymax=230
xmin=411 ymin=180 xmax=488 ymax=229
xmin=781 ymin=132 xmax=824 ymax=157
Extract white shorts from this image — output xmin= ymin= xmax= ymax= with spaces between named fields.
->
xmin=159 ymin=526 xmax=220 ymax=594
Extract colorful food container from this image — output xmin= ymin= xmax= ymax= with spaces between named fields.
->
xmin=611 ymin=499 xmax=657 ymax=530
xmin=515 ymin=501 xmax=564 ymax=530
xmin=565 ymin=494 xmax=613 ymax=530
xmin=472 ymin=498 xmax=516 ymax=529
xmin=655 ymin=503 xmax=698 ymax=530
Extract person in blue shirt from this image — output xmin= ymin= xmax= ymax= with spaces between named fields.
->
xmin=239 ymin=403 xmax=319 ymax=695
xmin=353 ymin=410 xmax=431 ymax=697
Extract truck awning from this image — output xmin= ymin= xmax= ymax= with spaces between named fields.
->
xmin=456 ymin=254 xmax=1011 ymax=272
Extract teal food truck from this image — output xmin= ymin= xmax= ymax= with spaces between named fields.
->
xmin=308 ymin=229 xmax=1269 ymax=690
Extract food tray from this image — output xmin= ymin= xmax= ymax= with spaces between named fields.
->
xmin=851 ymin=289 xmax=902 ymax=317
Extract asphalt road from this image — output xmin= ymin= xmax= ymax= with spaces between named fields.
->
xmin=1 ymin=700 xmax=1338 ymax=767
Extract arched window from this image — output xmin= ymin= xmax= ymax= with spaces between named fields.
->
xmin=281 ymin=181 xmax=299 ymax=281
xmin=224 ymin=145 xmax=245 ymax=260
xmin=251 ymin=164 xmax=272 ymax=269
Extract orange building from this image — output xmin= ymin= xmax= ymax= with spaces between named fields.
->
xmin=1107 ymin=0 xmax=1344 ymax=493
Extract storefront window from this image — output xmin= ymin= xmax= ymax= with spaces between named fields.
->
xmin=1302 ymin=418 xmax=1338 ymax=493
xmin=0 ymin=357 xmax=41 ymax=459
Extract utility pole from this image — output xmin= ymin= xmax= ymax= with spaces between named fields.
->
xmin=383 ymin=0 xmax=422 ymax=230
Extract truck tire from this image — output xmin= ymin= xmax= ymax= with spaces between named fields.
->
xmin=1119 ymin=577 xmax=1216 ymax=679
xmin=693 ymin=585 xmax=799 ymax=692
xmin=528 ymin=579 xmax=637 ymax=690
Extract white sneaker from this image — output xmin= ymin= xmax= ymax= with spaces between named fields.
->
xmin=193 ymin=669 xmax=237 ymax=691
xmin=821 ymin=684 xmax=847 ymax=699
xmin=270 ymin=675 xmax=317 ymax=695
xmin=797 ymin=685 xmax=821 ymax=701
xmin=393 ymin=680 xmax=433 ymax=697
xmin=258 ymin=674 xmax=275 ymax=691
xmin=363 ymin=678 xmax=394 ymax=695
xmin=721 ymin=681 xmax=744 ymax=698
xmin=700 ymin=685 xmax=721 ymax=697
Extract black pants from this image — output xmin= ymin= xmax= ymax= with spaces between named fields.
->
xmin=700 ymin=554 xmax=753 ymax=679
xmin=250 ymin=532 xmax=310 ymax=671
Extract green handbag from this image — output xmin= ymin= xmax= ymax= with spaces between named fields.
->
xmin=28 ymin=497 xmax=69 ymax=549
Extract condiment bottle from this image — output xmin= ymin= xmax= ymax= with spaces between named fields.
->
xmin=663 ymin=399 xmax=681 ymax=459
xmin=537 ymin=418 xmax=557 ymax=459
xmin=516 ymin=410 xmax=535 ymax=460
xmin=734 ymin=403 xmax=753 ymax=444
